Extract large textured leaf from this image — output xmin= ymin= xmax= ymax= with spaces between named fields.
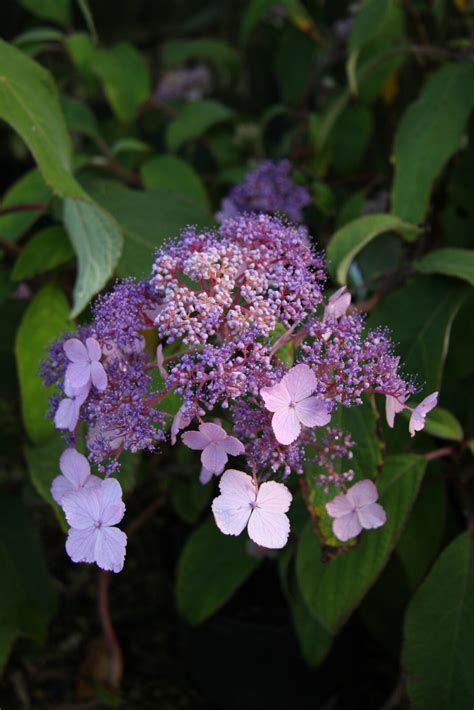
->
xmin=0 ymin=40 xmax=85 ymax=199
xmin=369 ymin=276 xmax=468 ymax=391
xmin=15 ymin=284 xmax=70 ymax=442
xmin=346 ymin=0 xmax=393 ymax=93
xmin=19 ymin=0 xmax=70 ymax=25
xmin=288 ymin=576 xmax=333 ymax=666
xmin=0 ymin=493 xmax=56 ymax=670
xmin=176 ymin=519 xmax=260 ymax=625
xmin=403 ymin=532 xmax=474 ymax=710
xmin=24 ymin=436 xmax=66 ymax=528
xmin=166 ymin=100 xmax=233 ymax=151
xmin=91 ymin=43 xmax=150 ymax=123
xmin=326 ymin=213 xmax=420 ymax=284
xmin=391 ymin=62 xmax=474 ymax=224
xmin=297 ymin=455 xmax=426 ymax=632
xmin=86 ymin=179 xmax=213 ymax=279
xmin=63 ymin=198 xmax=123 ymax=317
xmin=416 ymin=248 xmax=474 ymax=286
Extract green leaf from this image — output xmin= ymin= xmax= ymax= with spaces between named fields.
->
xmin=0 ymin=40 xmax=85 ymax=199
xmin=61 ymin=95 xmax=100 ymax=139
xmin=64 ymin=32 xmax=95 ymax=74
xmin=162 ymin=39 xmax=240 ymax=81
xmin=0 ymin=169 xmax=51 ymax=243
xmin=422 ymin=406 xmax=463 ymax=441
xmin=85 ymin=179 xmax=213 ymax=279
xmin=0 ymin=493 xmax=56 ymax=670
xmin=24 ymin=436 xmax=66 ymax=528
xmin=176 ymin=518 xmax=260 ymax=625
xmin=171 ymin=478 xmax=212 ymax=525
xmin=346 ymin=0 xmax=393 ymax=93
xmin=166 ymin=99 xmax=233 ymax=152
xmin=391 ymin=62 xmax=474 ymax=224
xmin=140 ymin=155 xmax=210 ymax=210
xmin=63 ymin=198 xmax=123 ymax=317
xmin=240 ymin=0 xmax=277 ymax=43
xmin=289 ymin=577 xmax=333 ymax=666
xmin=331 ymin=104 xmax=373 ymax=175
xmin=396 ymin=467 xmax=447 ymax=588
xmin=11 ymin=226 xmax=74 ymax=281
xmin=19 ymin=0 xmax=70 ymax=25
xmin=15 ymin=284 xmax=70 ymax=442
xmin=403 ymin=532 xmax=474 ymax=710
xmin=14 ymin=27 xmax=65 ymax=47
xmin=91 ymin=43 xmax=150 ymax=123
xmin=326 ymin=213 xmax=421 ymax=284
xmin=416 ymin=248 xmax=474 ymax=286
xmin=297 ymin=454 xmax=426 ymax=633
xmin=369 ymin=276 xmax=467 ymax=391
xmin=111 ymin=138 xmax=150 ymax=156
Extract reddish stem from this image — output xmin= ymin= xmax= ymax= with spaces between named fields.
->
xmin=97 ymin=571 xmax=123 ymax=691
xmin=0 ymin=202 xmax=46 ymax=216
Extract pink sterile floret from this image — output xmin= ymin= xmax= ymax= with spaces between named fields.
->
xmin=212 ymin=469 xmax=292 ymax=549
xmin=409 ymin=392 xmax=438 ymax=437
xmin=62 ymin=478 xmax=127 ymax=573
xmin=260 ymin=363 xmax=331 ymax=445
xmin=64 ymin=337 xmax=108 ymax=392
xmin=51 ymin=448 xmax=101 ymax=506
xmin=325 ymin=479 xmax=386 ymax=542
xmin=182 ymin=422 xmax=245 ymax=474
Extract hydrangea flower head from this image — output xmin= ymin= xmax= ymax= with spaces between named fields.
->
xmin=260 ymin=364 xmax=331 ymax=445
xmin=63 ymin=478 xmax=127 ymax=573
xmin=326 ymin=479 xmax=386 ymax=542
xmin=212 ymin=469 xmax=292 ymax=549
xmin=182 ymin=422 xmax=245 ymax=474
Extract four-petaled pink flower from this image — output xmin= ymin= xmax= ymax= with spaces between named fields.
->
xmin=182 ymin=422 xmax=245 ymax=474
xmin=409 ymin=391 xmax=438 ymax=437
xmin=51 ymin=448 xmax=101 ymax=505
xmin=326 ymin=479 xmax=386 ymax=542
xmin=212 ymin=469 xmax=292 ymax=549
xmin=260 ymin=363 xmax=331 ymax=445
xmin=64 ymin=337 xmax=108 ymax=391
xmin=54 ymin=380 xmax=90 ymax=432
xmin=385 ymin=394 xmax=406 ymax=428
xmin=62 ymin=478 xmax=127 ymax=573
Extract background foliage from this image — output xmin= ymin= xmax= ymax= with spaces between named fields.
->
xmin=0 ymin=0 xmax=473 ymax=707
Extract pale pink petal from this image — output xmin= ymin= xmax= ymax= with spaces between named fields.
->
xmin=332 ymin=512 xmax=362 ymax=541
xmin=385 ymin=395 xmax=405 ymax=428
xmin=156 ymin=344 xmax=168 ymax=379
xmin=199 ymin=466 xmax=214 ymax=484
xmin=212 ymin=469 xmax=255 ymax=533
xmin=66 ymin=527 xmax=98 ymax=564
xmin=64 ymin=379 xmax=90 ymax=400
xmin=62 ymin=488 xmax=100 ymax=529
xmin=182 ymin=430 xmax=208 ymax=450
xmin=94 ymin=527 xmax=127 ymax=573
xmin=60 ymin=448 xmax=90 ymax=486
xmin=201 ymin=442 xmax=228 ymax=474
xmin=281 ymin=364 xmax=316 ymax=403
xmin=409 ymin=392 xmax=438 ymax=437
xmin=90 ymin=361 xmax=108 ymax=391
xmin=54 ymin=398 xmax=78 ymax=431
xmin=247 ymin=508 xmax=290 ymax=549
xmin=85 ymin=337 xmax=102 ymax=362
xmin=171 ymin=407 xmax=192 ymax=445
xmin=65 ymin=361 xmax=91 ymax=388
xmin=325 ymin=492 xmax=354 ymax=518
xmin=294 ymin=396 xmax=331 ymax=427
xmin=325 ymin=287 xmax=351 ymax=320
xmin=255 ymin=480 xmax=292 ymax=513
xmin=98 ymin=479 xmax=125 ymax=526
xmin=84 ymin=475 xmax=103 ymax=490
xmin=272 ymin=407 xmax=301 ymax=445
xmin=260 ymin=382 xmax=291 ymax=412
xmin=223 ymin=436 xmax=245 ymax=456
xmin=346 ymin=479 xmax=378 ymax=508
xmin=357 ymin=502 xmax=386 ymax=530
xmin=199 ymin=422 xmax=228 ymax=442
xmin=63 ymin=338 xmax=88 ymax=363
xmin=51 ymin=475 xmax=73 ymax=505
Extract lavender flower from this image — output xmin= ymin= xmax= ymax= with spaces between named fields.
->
xmin=216 ymin=160 xmax=311 ymax=224
xmin=153 ymin=65 xmax=212 ymax=103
